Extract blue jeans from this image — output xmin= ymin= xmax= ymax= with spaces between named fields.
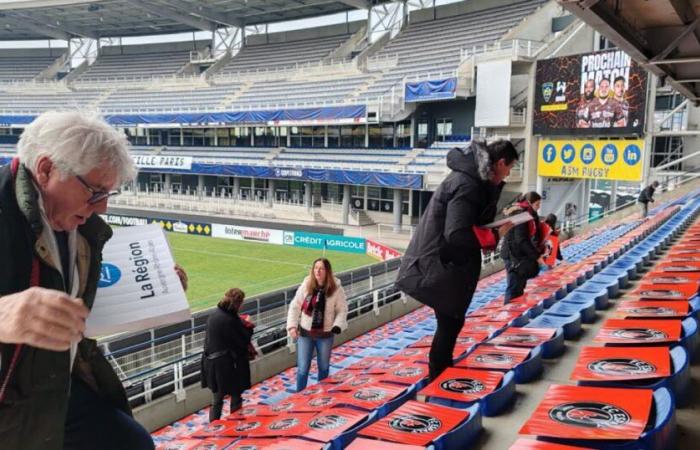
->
xmin=64 ymin=378 xmax=154 ymax=450
xmin=296 ymin=335 xmax=333 ymax=392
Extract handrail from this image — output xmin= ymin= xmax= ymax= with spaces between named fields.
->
xmin=655 ymin=99 xmax=689 ymax=130
xmin=654 ymin=149 xmax=700 ymax=172
xmin=565 ymin=169 xmax=700 ymax=231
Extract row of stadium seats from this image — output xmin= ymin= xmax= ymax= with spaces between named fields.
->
xmin=0 ymin=54 xmax=60 ymax=82
xmin=218 ymin=34 xmax=351 ymax=75
xmin=148 ymin=190 xmax=700 ymax=449
xmin=99 ymin=85 xmax=244 ymax=112
xmin=78 ymin=50 xmax=193 ymax=80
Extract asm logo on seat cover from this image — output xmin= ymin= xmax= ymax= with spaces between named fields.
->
xmin=475 ymin=353 xmax=514 ymax=364
xmin=440 ymin=378 xmax=486 ymax=394
xmin=611 ymin=328 xmax=667 ymax=340
xmin=390 ymin=414 xmax=442 ymax=433
xmin=354 ymin=388 xmax=387 ymax=401
xmin=309 ymin=414 xmax=348 ymax=430
xmin=587 ymin=358 xmax=656 ymax=376
xmin=268 ymin=418 xmax=299 ymax=431
xmin=549 ymin=402 xmax=631 ymax=429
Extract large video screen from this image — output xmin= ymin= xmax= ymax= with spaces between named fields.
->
xmin=533 ymin=49 xmax=648 ymax=136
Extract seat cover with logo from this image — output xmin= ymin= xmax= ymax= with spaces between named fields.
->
xmin=594 ymin=319 xmax=682 ymax=344
xmin=419 ymin=367 xmax=504 ymax=402
xmin=519 ymin=385 xmax=653 ymax=440
xmin=571 ymin=346 xmax=671 ymax=381
xmin=358 ymin=400 xmax=469 ymax=446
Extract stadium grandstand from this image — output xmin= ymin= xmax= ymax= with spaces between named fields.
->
xmin=2 ymin=0 xmax=700 ymax=449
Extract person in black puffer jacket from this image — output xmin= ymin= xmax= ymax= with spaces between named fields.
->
xmin=500 ymin=191 xmax=544 ymax=303
xmin=395 ymin=139 xmax=519 ymax=380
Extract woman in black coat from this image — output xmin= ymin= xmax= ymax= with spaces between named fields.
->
xmin=501 ymin=191 xmax=545 ymax=302
xmin=201 ymin=288 xmax=254 ymax=422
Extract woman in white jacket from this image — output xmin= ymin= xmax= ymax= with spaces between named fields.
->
xmin=286 ymin=257 xmax=348 ymax=391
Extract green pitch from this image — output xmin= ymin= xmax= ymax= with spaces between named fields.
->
xmin=166 ymin=232 xmax=378 ymax=311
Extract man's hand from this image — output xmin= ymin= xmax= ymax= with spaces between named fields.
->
xmin=174 ymin=264 xmax=188 ymax=292
xmin=0 ymin=287 xmax=88 ymax=351
xmin=288 ymin=327 xmax=298 ymax=340
xmin=497 ymin=221 xmax=514 ymax=238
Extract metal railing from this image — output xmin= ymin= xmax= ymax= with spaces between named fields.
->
xmin=112 ymin=187 xmax=315 ymax=221
xmin=377 ymin=223 xmax=415 ymax=238
xmin=403 ymin=69 xmax=457 ymax=83
xmin=459 ymin=39 xmax=546 ymax=62
xmin=564 ymin=171 xmax=700 ymax=232
xmin=113 ymin=280 xmax=404 ymax=405
xmin=366 ymin=53 xmax=400 ymax=71
xmin=211 ymin=57 xmax=356 ymax=83
xmin=73 ymin=73 xmax=204 ymax=87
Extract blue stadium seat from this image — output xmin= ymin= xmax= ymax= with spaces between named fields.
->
xmin=329 ymin=411 xmax=379 ymax=450
xmin=526 ymin=312 xmax=582 ymax=340
xmin=426 ymin=370 xmax=516 ymax=417
xmin=513 ymin=345 xmax=543 ymax=383
xmin=566 ymin=291 xmax=609 ymax=310
xmin=680 ymin=317 xmax=699 ymax=360
xmin=433 ymin=403 xmax=482 ymax=450
xmin=549 ymin=299 xmax=596 ymax=324
xmin=540 ymin=327 xmax=566 ymax=359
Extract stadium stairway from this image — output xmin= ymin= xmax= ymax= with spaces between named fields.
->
xmin=151 ymin=189 xmax=700 ymax=450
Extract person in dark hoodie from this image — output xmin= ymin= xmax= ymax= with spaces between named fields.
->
xmin=500 ymin=191 xmax=544 ymax=302
xmin=395 ymin=140 xmax=518 ymax=379
xmin=638 ymin=180 xmax=659 ymax=218
xmin=202 ymin=288 xmax=256 ymax=422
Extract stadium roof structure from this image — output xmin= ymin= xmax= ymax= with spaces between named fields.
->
xmin=561 ymin=0 xmax=700 ymax=103
xmin=0 ymin=0 xmax=392 ymax=41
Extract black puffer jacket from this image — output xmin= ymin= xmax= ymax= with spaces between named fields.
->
xmin=395 ymin=142 xmax=504 ymax=318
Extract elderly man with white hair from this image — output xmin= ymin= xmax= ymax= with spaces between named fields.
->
xmin=0 ymin=111 xmax=155 ymax=449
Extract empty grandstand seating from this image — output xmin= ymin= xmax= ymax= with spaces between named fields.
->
xmin=100 ymin=84 xmax=243 ymax=112
xmin=0 ymin=89 xmax=103 ymax=113
xmin=218 ymin=34 xmax=351 ymax=75
xmin=0 ymin=53 xmax=60 ymax=82
xmin=230 ymin=74 xmax=368 ymax=107
xmin=78 ymin=49 xmax=192 ymax=80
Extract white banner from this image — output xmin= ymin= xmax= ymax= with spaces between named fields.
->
xmin=86 ymin=224 xmax=190 ymax=337
xmin=475 ymin=60 xmax=512 ymax=127
xmin=132 ymin=155 xmax=193 ymax=170
xmin=211 ymin=223 xmax=285 ymax=245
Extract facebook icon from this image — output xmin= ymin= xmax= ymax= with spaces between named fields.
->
xmin=543 ymin=144 xmax=556 ymax=163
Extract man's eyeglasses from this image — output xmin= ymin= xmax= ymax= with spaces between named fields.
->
xmin=75 ymin=175 xmax=120 ymax=205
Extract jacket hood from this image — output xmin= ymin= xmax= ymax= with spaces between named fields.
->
xmin=446 ymin=140 xmax=492 ymax=182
